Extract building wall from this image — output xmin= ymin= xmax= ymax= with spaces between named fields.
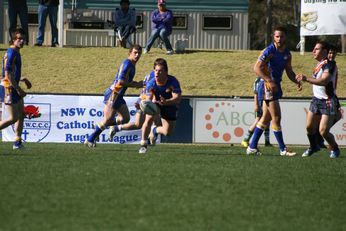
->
xmin=66 ymin=9 xmax=248 ymax=50
xmin=1 ymin=4 xmax=248 ymax=50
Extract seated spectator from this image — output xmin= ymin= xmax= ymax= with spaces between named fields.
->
xmin=144 ymin=0 xmax=173 ymax=55
xmin=115 ymin=0 xmax=136 ymax=48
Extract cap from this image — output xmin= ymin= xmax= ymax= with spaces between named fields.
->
xmin=158 ymin=0 xmax=166 ymax=5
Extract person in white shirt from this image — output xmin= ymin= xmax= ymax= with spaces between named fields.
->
xmin=296 ymin=41 xmax=340 ymax=158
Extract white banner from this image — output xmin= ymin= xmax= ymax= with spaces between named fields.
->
xmin=1 ymin=94 xmax=149 ymax=144
xmin=193 ymin=98 xmax=346 ymax=145
xmin=300 ymin=0 xmax=346 ymax=36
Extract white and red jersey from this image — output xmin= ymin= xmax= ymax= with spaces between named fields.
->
xmin=312 ymin=59 xmax=338 ymax=99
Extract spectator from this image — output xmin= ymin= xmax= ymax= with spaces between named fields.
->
xmin=35 ymin=0 xmax=59 ymax=47
xmin=114 ymin=0 xmax=136 ymax=48
xmin=144 ymin=0 xmax=173 ymax=55
xmin=8 ymin=0 xmax=29 ymax=45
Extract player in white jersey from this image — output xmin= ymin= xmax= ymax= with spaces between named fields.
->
xmin=296 ymin=41 xmax=340 ymax=158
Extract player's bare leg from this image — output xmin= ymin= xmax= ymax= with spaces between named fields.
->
xmin=108 ymin=104 xmax=130 ymax=141
xmin=13 ymin=99 xmax=25 ymax=149
xmin=320 ymin=114 xmax=339 ymax=158
xmin=0 ymin=104 xmax=19 ymax=130
xmin=139 ymin=114 xmax=155 ymax=153
xmin=302 ymin=111 xmax=321 ymax=157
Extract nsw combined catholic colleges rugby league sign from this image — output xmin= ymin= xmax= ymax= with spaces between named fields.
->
xmin=2 ymin=94 xmax=143 ymax=144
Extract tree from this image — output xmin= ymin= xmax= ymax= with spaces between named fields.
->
xmin=249 ymin=0 xmax=300 ymax=50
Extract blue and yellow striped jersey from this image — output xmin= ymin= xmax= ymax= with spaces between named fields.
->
xmin=1 ymin=47 xmax=22 ymax=87
xmin=110 ymin=58 xmax=136 ymax=97
xmin=258 ymin=43 xmax=291 ymax=83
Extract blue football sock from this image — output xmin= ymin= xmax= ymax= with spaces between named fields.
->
xmin=249 ymin=127 xmax=264 ymax=149
xmin=273 ymin=130 xmax=285 ymax=151
xmin=88 ymin=125 xmax=104 ymax=142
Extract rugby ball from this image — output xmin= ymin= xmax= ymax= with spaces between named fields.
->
xmin=140 ymin=100 xmax=158 ymax=115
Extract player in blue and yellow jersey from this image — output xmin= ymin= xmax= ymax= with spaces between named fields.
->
xmin=84 ymin=44 xmax=143 ymax=147
xmin=107 ymin=70 xmax=159 ymax=140
xmin=0 ymin=28 xmax=32 ymax=150
xmin=241 ymin=77 xmax=271 ymax=147
xmin=139 ymin=58 xmax=181 ymax=154
xmin=246 ymin=26 xmax=301 ymax=156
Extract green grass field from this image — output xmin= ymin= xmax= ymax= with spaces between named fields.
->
xmin=1 ymin=143 xmax=345 ymax=230
xmin=1 ymin=44 xmax=346 ymax=230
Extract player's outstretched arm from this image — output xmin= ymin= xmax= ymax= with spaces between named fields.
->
xmin=7 ymin=71 xmax=26 ymax=97
xmin=296 ymin=71 xmax=331 ymax=86
xmin=285 ymin=56 xmax=299 ymax=84
xmin=20 ymin=77 xmax=32 ymax=89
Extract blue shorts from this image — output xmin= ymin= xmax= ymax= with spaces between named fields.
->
xmin=309 ymin=97 xmax=338 ymax=116
xmin=0 ymin=85 xmax=21 ymax=104
xmin=103 ymin=88 xmax=126 ymax=110
xmin=158 ymin=105 xmax=178 ymax=121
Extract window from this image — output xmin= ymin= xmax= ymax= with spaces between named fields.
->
xmin=172 ymin=14 xmax=187 ymax=29
xmin=136 ymin=13 xmax=143 ymax=29
xmin=203 ymin=15 xmax=233 ymax=30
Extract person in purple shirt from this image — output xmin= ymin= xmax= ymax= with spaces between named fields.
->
xmin=144 ymin=0 xmax=173 ymax=55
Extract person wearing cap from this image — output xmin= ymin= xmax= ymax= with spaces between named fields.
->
xmin=144 ymin=0 xmax=174 ymax=55
xmin=115 ymin=0 xmax=136 ymax=48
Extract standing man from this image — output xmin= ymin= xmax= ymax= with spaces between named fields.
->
xmin=8 ymin=0 xmax=29 ymax=45
xmin=296 ymin=41 xmax=341 ymax=158
xmin=35 ymin=0 xmax=59 ymax=47
xmin=246 ymin=26 xmax=301 ymax=156
xmin=139 ymin=58 xmax=181 ymax=154
xmin=114 ymin=0 xmax=136 ymax=48
xmin=1 ymin=28 xmax=32 ymax=149
xmin=84 ymin=44 xmax=143 ymax=147
xmin=144 ymin=0 xmax=173 ymax=55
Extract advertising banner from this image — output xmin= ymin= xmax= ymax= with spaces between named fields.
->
xmin=1 ymin=94 xmax=148 ymax=144
xmin=300 ymin=0 xmax=346 ymax=36
xmin=193 ymin=98 xmax=346 ymax=145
